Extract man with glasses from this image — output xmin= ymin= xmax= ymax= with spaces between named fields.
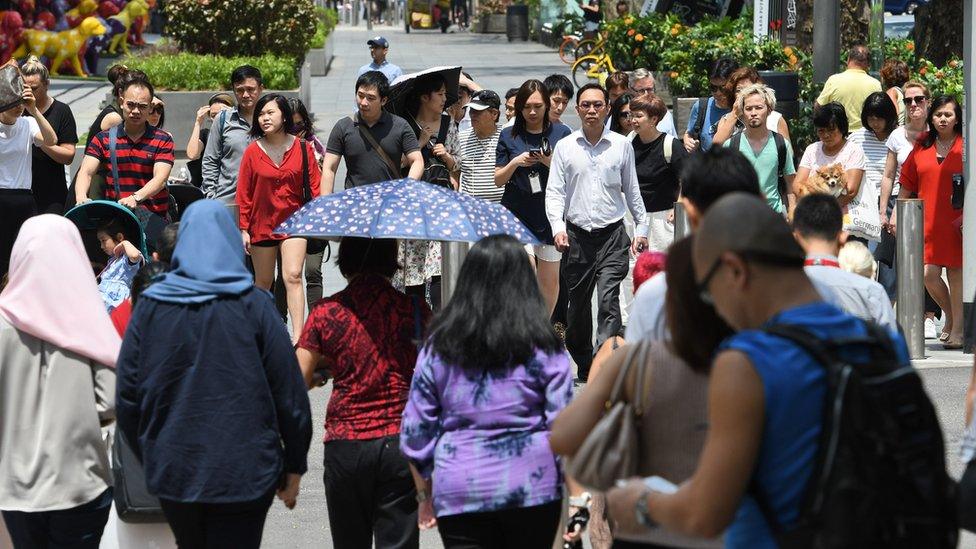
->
xmin=630 ymin=68 xmax=677 ymax=138
xmin=357 ymin=36 xmax=403 ymax=84
xmin=814 ymin=44 xmax=881 ymax=131
xmin=545 ymin=83 xmax=648 ymax=382
xmin=75 ymin=76 xmax=174 ymax=217
xmin=201 ymin=65 xmax=264 ymax=204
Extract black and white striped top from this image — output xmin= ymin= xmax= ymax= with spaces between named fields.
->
xmin=457 ymin=125 xmax=503 ymax=203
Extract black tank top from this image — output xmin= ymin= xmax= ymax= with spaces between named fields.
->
xmin=86 ymin=104 xmax=122 ymax=147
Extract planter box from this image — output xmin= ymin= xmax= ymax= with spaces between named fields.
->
xmin=103 ymin=60 xmax=312 ymax=155
xmin=475 ymin=14 xmax=507 ymax=33
xmin=309 ymin=32 xmax=335 ymax=77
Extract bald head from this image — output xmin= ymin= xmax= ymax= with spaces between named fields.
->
xmin=693 ymin=193 xmax=805 ymax=282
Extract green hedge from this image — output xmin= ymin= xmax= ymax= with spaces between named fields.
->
xmin=310 ymin=7 xmax=339 ymax=49
xmin=122 ymin=53 xmax=299 ymax=91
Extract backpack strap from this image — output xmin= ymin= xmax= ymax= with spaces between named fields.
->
xmin=299 ymin=138 xmax=312 ymax=204
xmin=435 ymin=113 xmax=450 ymax=145
xmin=773 ymin=131 xmax=790 ymax=210
xmin=109 ymin=125 xmax=121 ymax=198
xmin=663 ymin=134 xmax=673 ymax=165
xmin=692 ymin=97 xmax=708 ymax=138
xmin=729 ymin=132 xmax=742 ymax=153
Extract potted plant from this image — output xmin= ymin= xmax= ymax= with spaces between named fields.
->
xmin=476 ymin=0 xmax=509 ymax=33
xmin=308 ymin=7 xmax=339 ymax=76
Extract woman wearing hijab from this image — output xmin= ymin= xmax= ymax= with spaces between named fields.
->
xmin=0 ymin=215 xmax=120 ymax=548
xmin=115 ymin=200 xmax=312 ymax=548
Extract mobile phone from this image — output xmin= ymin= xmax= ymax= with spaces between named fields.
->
xmin=529 ymin=148 xmax=542 ymax=156
xmin=952 ymin=173 xmax=964 ymax=210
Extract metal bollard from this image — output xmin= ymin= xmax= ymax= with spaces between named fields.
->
xmin=352 ymin=0 xmax=360 ymax=26
xmin=896 ymin=199 xmax=925 ymax=359
xmin=673 ymin=201 xmax=691 ymax=239
xmin=441 ymin=241 xmax=469 ymax=305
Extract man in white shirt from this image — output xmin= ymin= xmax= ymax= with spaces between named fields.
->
xmin=625 ymin=148 xmax=764 ymax=343
xmin=630 ymin=68 xmax=678 ymax=138
xmin=546 ymin=84 xmax=648 ymax=382
xmin=793 ymin=193 xmax=897 ymax=331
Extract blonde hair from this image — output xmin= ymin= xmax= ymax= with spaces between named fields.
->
xmin=902 ymin=80 xmax=930 ymax=98
xmin=839 ymin=241 xmax=876 ymax=279
xmin=20 ymin=55 xmax=49 ymax=85
xmin=735 ymin=83 xmax=776 ymax=114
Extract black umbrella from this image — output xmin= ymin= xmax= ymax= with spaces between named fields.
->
xmin=385 ymin=66 xmax=462 ymax=119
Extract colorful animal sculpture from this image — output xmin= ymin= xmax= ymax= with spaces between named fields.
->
xmin=97 ymin=0 xmax=119 ymax=19
xmin=127 ymin=0 xmax=153 ymax=46
xmin=65 ymin=0 xmax=97 ymax=27
xmin=14 ymin=15 xmax=105 ymax=76
xmin=32 ymin=9 xmax=55 ymax=29
xmin=106 ymin=0 xmax=146 ymax=55
xmin=0 ymin=11 xmax=25 ymax=65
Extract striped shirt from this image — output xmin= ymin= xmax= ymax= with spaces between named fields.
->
xmin=457 ymin=125 xmax=503 ymax=203
xmin=86 ymin=125 xmax=175 ymax=215
xmin=847 ymin=128 xmax=889 ymax=194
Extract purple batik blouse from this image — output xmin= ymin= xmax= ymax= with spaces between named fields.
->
xmin=400 ymin=347 xmax=573 ymax=518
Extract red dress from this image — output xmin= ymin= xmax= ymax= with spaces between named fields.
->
xmin=236 ymin=138 xmax=321 ymax=243
xmin=899 ymin=134 xmax=963 ymax=268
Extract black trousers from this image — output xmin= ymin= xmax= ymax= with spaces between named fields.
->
xmin=158 ymin=489 xmax=274 ymax=549
xmin=323 ymin=435 xmax=418 ymax=549
xmin=2 ymin=488 xmax=112 ymax=549
xmin=0 ymin=189 xmax=36 ymax=277
xmin=563 ymin=221 xmax=630 ymax=381
xmin=437 ymin=500 xmax=561 ymax=549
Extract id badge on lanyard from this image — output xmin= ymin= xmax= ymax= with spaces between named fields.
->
xmin=529 ymin=171 xmax=542 ymax=194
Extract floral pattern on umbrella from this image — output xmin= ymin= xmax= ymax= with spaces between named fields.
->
xmin=274 ymin=178 xmax=542 ymax=245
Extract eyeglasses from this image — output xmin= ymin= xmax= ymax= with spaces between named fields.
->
xmin=632 ymin=86 xmax=654 ymax=95
xmin=903 ymin=96 xmax=928 ymax=105
xmin=697 ymin=256 xmax=724 ymax=305
xmin=579 ymin=101 xmax=606 ymax=111
xmin=124 ymin=100 xmax=150 ymax=111
xmin=697 ymin=250 xmax=802 ymax=304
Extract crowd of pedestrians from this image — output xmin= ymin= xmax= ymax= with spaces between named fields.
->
xmin=0 ymin=28 xmax=970 ymax=549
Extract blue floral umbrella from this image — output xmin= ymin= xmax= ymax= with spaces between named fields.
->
xmin=274 ymin=178 xmax=541 ymax=245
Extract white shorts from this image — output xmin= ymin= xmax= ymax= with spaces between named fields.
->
xmin=525 ymin=243 xmax=562 ymax=263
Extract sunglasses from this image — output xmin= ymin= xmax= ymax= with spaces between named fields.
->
xmin=709 ymin=83 xmax=724 ymax=92
xmin=697 ymin=251 xmax=802 ymax=304
xmin=632 ymin=86 xmax=654 ymax=95
xmin=579 ymin=101 xmax=606 ymax=111
xmin=903 ymin=96 xmax=928 ymax=105
xmin=124 ymin=100 xmax=150 ymax=111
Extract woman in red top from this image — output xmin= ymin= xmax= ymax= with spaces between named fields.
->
xmin=899 ymin=95 xmax=964 ymax=349
xmin=237 ymin=94 xmax=321 ymax=343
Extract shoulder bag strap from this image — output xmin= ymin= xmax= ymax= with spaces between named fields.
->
xmin=773 ymin=131 xmax=789 ymax=210
xmin=663 ymin=134 xmax=673 ymax=165
xmin=630 ymin=340 xmax=654 ymax=420
xmin=109 ymin=125 xmax=121 ymax=197
xmin=607 ymin=342 xmax=642 ymax=403
xmin=355 ymin=116 xmax=401 ymax=180
xmin=436 ymin=113 xmax=450 ymax=144
xmin=300 ymin=138 xmax=311 ymax=204
xmin=692 ymin=97 xmax=708 ymax=137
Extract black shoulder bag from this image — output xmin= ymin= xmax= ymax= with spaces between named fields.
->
xmin=299 ymin=138 xmax=330 ymax=256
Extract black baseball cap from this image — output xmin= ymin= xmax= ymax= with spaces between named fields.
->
xmin=367 ymin=36 xmax=390 ymax=48
xmin=468 ymin=89 xmax=500 ymax=111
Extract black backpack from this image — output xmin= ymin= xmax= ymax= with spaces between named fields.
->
xmin=753 ymin=322 xmax=957 ymax=549
xmin=730 ymin=131 xmax=790 ymax=211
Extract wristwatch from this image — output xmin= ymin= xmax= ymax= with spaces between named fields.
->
xmin=416 ymin=488 xmax=429 ymax=503
xmin=569 ymin=491 xmax=592 ymax=509
xmin=635 ymin=489 xmax=656 ymax=528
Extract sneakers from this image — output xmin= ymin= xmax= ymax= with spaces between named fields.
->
xmin=924 ymin=317 xmax=937 ymax=339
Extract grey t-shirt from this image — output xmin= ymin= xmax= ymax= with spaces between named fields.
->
xmin=326 ymin=111 xmax=420 ymax=188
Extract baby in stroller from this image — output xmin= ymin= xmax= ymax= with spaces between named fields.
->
xmin=95 ymin=217 xmax=145 ymax=312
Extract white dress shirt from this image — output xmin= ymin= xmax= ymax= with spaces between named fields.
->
xmin=545 ymin=129 xmax=649 ymax=238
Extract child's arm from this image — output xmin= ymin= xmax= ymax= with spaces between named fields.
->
xmin=114 ymin=240 xmax=145 ymax=264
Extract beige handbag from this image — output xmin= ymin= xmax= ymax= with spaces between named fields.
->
xmin=566 ymin=340 xmax=651 ymax=491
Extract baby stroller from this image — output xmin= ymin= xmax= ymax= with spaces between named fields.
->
xmin=64 ymin=200 xmax=155 ymax=272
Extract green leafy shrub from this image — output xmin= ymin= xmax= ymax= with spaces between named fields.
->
xmin=122 ymin=53 xmax=299 ymax=91
xmin=165 ymin=0 xmax=317 ymax=59
xmin=310 ymin=7 xmax=339 ymax=49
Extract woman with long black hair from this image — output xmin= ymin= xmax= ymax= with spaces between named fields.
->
xmin=400 ymin=235 xmax=572 ymax=548
xmin=495 ymin=79 xmax=573 ymax=316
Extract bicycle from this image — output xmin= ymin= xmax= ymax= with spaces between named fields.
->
xmin=571 ymin=51 xmax=615 ymax=88
xmin=558 ymin=33 xmax=582 ymax=64
xmin=573 ymin=29 xmax=608 ymax=59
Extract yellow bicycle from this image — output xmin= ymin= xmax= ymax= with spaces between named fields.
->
xmin=571 ymin=52 xmax=615 ymax=88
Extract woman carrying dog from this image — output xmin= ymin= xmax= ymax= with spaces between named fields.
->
xmin=793 ymin=102 xmax=878 ymax=243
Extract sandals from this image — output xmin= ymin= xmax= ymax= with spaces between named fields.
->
xmin=943 ymin=340 xmax=964 ymax=350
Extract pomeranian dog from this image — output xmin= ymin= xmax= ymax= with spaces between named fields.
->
xmin=788 ymin=163 xmax=848 ymax=220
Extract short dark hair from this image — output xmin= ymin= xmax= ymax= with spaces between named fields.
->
xmin=113 ymin=68 xmax=149 ymax=98
xmin=119 ymin=76 xmax=154 ymax=101
xmin=231 ymin=65 xmax=263 ymax=87
xmin=427 ymin=235 xmax=562 ymax=372
xmin=249 ymin=94 xmax=294 ymax=139
xmin=848 ymin=44 xmax=870 ymax=66
xmin=710 ymin=57 xmax=739 ymax=81
xmin=512 ymin=79 xmax=551 ymax=139
xmin=131 ymin=261 xmax=170 ymax=305
xmin=680 ymin=146 xmax=761 ymax=212
xmin=356 ymin=70 xmax=391 ymax=99
xmin=97 ymin=217 xmax=135 ymax=243
xmin=606 ymin=71 xmax=630 ymax=91
xmin=505 ymin=87 xmax=519 ymax=100
xmin=860 ymin=92 xmax=898 ymax=135
xmin=609 ymin=93 xmax=633 ymax=134
xmin=155 ymin=222 xmax=179 ymax=264
xmin=543 ymin=74 xmax=574 ymax=101
xmin=576 ymin=83 xmax=608 ymax=105
xmin=792 ymin=193 xmax=843 ymax=241
xmin=813 ymin=102 xmax=849 ymax=137
xmin=407 ymin=73 xmax=447 ymax=116
xmin=336 ymin=237 xmax=398 ymax=278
